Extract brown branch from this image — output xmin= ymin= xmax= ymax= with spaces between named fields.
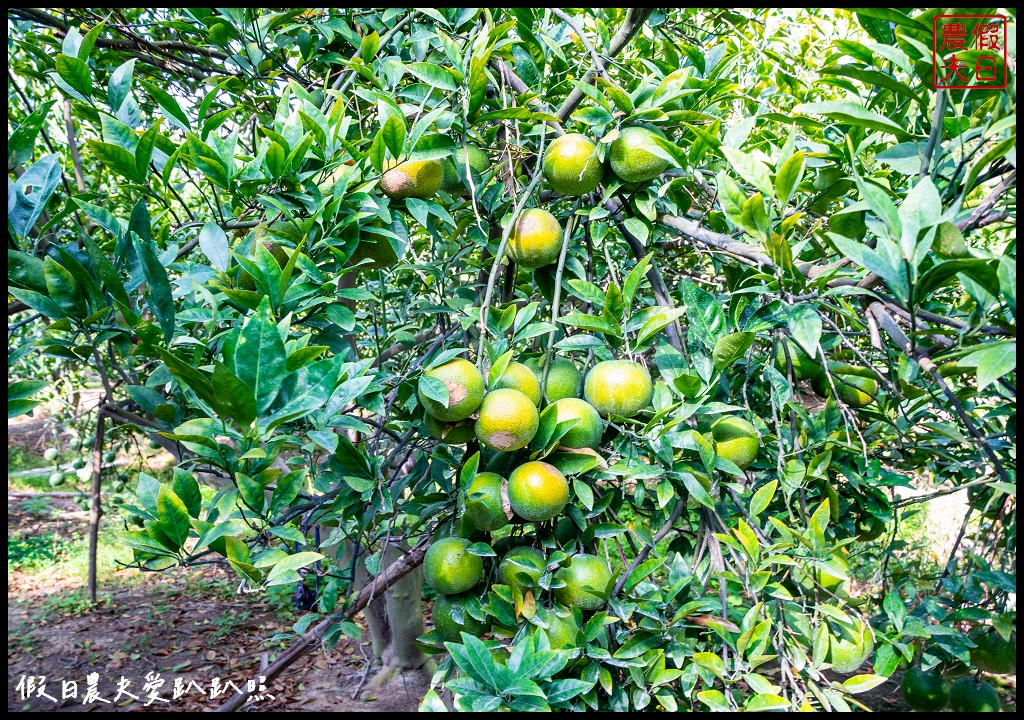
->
xmin=216 ymin=537 xmax=431 ymax=713
xmin=657 ymin=214 xmax=774 ymax=267
xmin=87 ymin=408 xmax=106 ymax=603
xmin=62 ymin=99 xmax=87 ymax=193
xmin=611 ymin=499 xmax=685 ymax=597
xmin=867 ymin=302 xmax=1012 ymax=486
xmin=555 ymin=9 xmax=653 ymax=122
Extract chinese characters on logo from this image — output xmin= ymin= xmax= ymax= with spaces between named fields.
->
xmin=933 ymin=15 xmax=1007 ymax=90
xmin=13 ymin=673 xmax=274 ymax=707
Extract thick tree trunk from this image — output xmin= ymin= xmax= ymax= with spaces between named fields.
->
xmin=355 ymin=544 xmax=433 ymax=695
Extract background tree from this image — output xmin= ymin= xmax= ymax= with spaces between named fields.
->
xmin=8 ymin=7 xmax=1016 ymax=712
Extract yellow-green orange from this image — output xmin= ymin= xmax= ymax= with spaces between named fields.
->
xmin=525 ymin=357 xmax=582 ymax=402
xmin=970 ymin=627 xmax=1016 ymax=674
xmin=554 ymin=554 xmax=612 ymax=611
xmin=549 ymin=398 xmax=603 ymax=449
xmin=812 ymin=370 xmax=877 ymax=408
xmin=507 ymin=461 xmax=569 ymax=522
xmin=537 ymin=607 xmax=579 ymax=649
xmin=584 ymin=360 xmax=653 ymax=418
xmin=432 ymin=593 xmax=489 ymax=642
xmin=441 ymin=145 xmax=491 ymax=194
xmin=711 ymin=416 xmax=759 ymax=470
xmin=380 ymin=158 xmax=443 ymax=200
xmin=610 ymin=126 xmax=670 ymax=183
xmin=423 ymin=537 xmax=484 ymax=596
xmin=424 ymin=414 xmax=477 ymax=444
xmin=474 ymin=389 xmax=539 ymax=452
xmin=465 ymin=472 xmax=508 ymax=532
xmin=542 ymin=133 xmax=603 ymax=196
xmin=418 ymin=359 xmax=485 ymax=423
xmin=900 ymin=667 xmax=949 ymax=712
xmin=948 ymin=677 xmax=1001 ymax=712
xmin=493 ymin=362 xmax=542 ymax=406
xmin=855 ymin=515 xmax=885 ymax=542
xmin=825 ymin=619 xmax=873 ymax=673
xmin=774 ymin=339 xmax=823 ymax=381
xmin=506 ymin=208 xmax=563 ymax=269
xmin=498 ymin=546 xmax=546 ymax=591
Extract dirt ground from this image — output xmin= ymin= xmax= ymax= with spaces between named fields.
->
xmin=7 ymin=408 xmax=431 ymax=713
xmin=7 ymin=494 xmax=431 ymax=712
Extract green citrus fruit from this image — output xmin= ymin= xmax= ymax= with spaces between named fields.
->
xmin=524 ymin=357 xmax=582 ymax=403
xmin=543 ymin=133 xmax=603 ymax=196
xmin=774 ymin=339 xmax=823 ymax=381
xmin=380 ymin=157 xmax=443 ymax=200
xmin=474 ymin=389 xmax=540 ymax=452
xmin=948 ymin=677 xmax=1001 ymax=712
xmin=812 ymin=370 xmax=878 ymax=408
xmin=826 ymin=619 xmax=874 ymax=673
xmin=492 ymin=361 xmax=542 ymax=406
xmin=71 ymin=458 xmax=86 ymax=470
xmin=424 ymin=413 xmax=477 ymax=444
xmin=610 ymin=126 xmax=670 ymax=183
xmin=710 ymin=416 xmax=759 ymax=470
xmin=583 ymin=359 xmax=653 ymax=418
xmin=44 ymin=447 xmax=59 ymax=462
xmin=148 ymin=439 xmax=162 ymax=449
xmin=418 ymin=358 xmax=486 ymax=423
xmin=901 ymin=667 xmax=949 ymax=712
xmin=103 ymin=451 xmax=117 ymax=463
xmin=113 ymin=481 xmax=125 ymax=492
xmin=549 ymin=398 xmax=603 ymax=449
xmin=423 ymin=537 xmax=484 ymax=596
xmin=432 ymin=593 xmax=489 ymax=642
xmin=970 ymin=626 xmax=1016 ymax=674
xmin=554 ymin=554 xmax=613 ymax=611
xmin=441 ymin=145 xmax=491 ymax=194
xmin=507 ymin=461 xmax=570 ymax=522
xmin=465 ymin=472 xmax=509 ymax=532
xmin=48 ymin=472 xmax=65 ymax=487
xmin=498 ymin=546 xmax=547 ymax=591
xmin=68 ymin=438 xmax=82 ymax=451
xmin=537 ymin=606 xmax=580 ymax=649
xmin=855 ymin=515 xmax=886 ymax=542
xmin=505 ymin=208 xmax=563 ymax=269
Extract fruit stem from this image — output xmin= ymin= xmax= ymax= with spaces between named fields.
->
xmin=540 ymin=198 xmax=580 ymax=400
xmin=477 ymin=126 xmax=549 ymax=371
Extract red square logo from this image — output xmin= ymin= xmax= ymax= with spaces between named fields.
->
xmin=933 ymin=15 xmax=1008 ymax=90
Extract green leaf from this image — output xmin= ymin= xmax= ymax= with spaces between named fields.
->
xmin=794 ymin=101 xmax=910 ymax=138
xmin=745 ymin=693 xmax=790 ymax=711
xmin=8 ymin=100 xmax=56 ymax=167
xmin=382 ymin=114 xmax=407 ymax=160
xmin=55 ymin=55 xmax=92 ymax=98
xmin=749 ymin=480 xmax=778 ymax=517
xmin=211 ymin=361 xmax=258 ymax=427
xmin=418 ymin=375 xmax=450 ymax=408
xmin=712 ymin=331 xmax=754 ymax=370
xmin=637 ymin=307 xmax=686 ymax=346
xmin=197 ymin=221 xmax=230 ymax=271
xmin=957 ymin=343 xmax=1016 ymax=391
xmin=107 ymin=58 xmax=136 ymax=111
xmin=44 ymin=257 xmax=86 ymax=318
xmin=360 ymin=30 xmax=380 ymax=61
xmin=232 ymin=297 xmax=287 ymax=414
xmin=774 ymin=151 xmax=805 ymax=206
xmin=156 ymin=484 xmax=190 ymax=550
xmin=841 ymin=674 xmax=887 ymax=693
xmin=137 ymin=238 xmax=176 ymax=341
xmin=88 ymin=140 xmax=142 ymax=182
xmin=787 ymin=305 xmax=822 ymax=359
xmin=405 ymin=62 xmax=459 ymax=91
xmin=172 ymin=468 xmax=203 ymax=518
xmin=140 ymin=80 xmax=191 ymax=131
xmin=271 ymin=470 xmax=305 ymax=516
xmin=722 ymin=147 xmax=773 ymax=198
xmin=265 ymin=551 xmax=324 ymax=587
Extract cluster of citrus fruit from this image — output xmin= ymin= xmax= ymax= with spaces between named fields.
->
xmin=775 ymin=339 xmax=880 ymax=408
xmin=899 ymin=625 xmax=1014 ymax=712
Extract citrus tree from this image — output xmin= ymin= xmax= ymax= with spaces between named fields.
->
xmin=7 ymin=7 xmax=1016 ymax=712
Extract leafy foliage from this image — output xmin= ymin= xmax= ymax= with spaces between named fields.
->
xmin=7 ymin=7 xmax=1016 ymax=712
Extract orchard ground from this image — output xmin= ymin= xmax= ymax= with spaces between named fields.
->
xmin=8 ymin=406 xmax=1015 ymax=712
